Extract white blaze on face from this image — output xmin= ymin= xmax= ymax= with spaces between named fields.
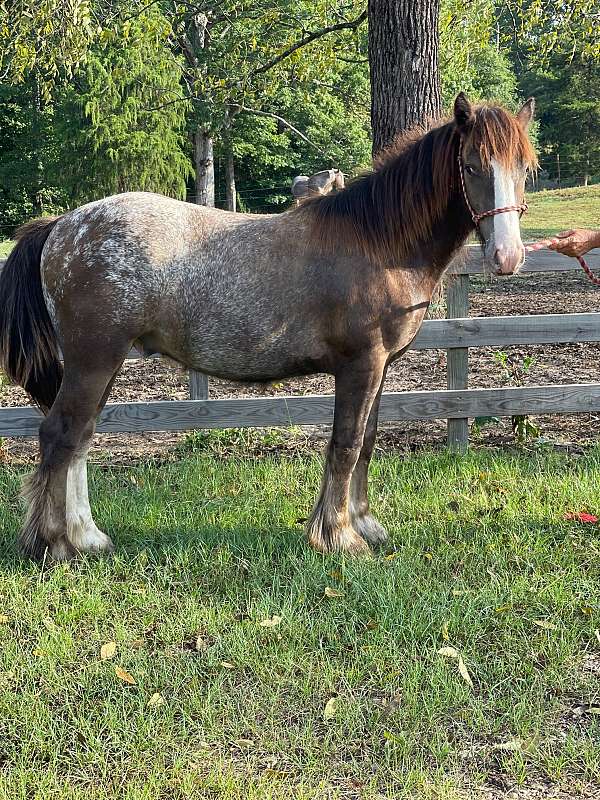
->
xmin=490 ymin=158 xmax=524 ymax=273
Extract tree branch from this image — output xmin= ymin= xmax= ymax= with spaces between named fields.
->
xmin=231 ymin=104 xmax=331 ymax=160
xmin=233 ymin=8 xmax=366 ymax=86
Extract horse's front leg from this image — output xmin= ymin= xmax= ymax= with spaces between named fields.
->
xmin=349 ymin=372 xmax=389 ymax=547
xmin=307 ymin=358 xmax=385 ymax=554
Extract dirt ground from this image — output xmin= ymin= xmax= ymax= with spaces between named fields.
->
xmin=2 ymin=268 xmax=600 ymax=464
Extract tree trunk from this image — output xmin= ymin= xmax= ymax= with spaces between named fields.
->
xmin=583 ymin=154 xmax=590 ymax=187
xmin=194 ymin=128 xmax=214 ymax=206
xmin=225 ymin=146 xmax=236 ymax=212
xmin=368 ymin=0 xmax=442 ymax=156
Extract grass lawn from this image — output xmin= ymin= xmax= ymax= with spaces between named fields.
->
xmin=0 ymin=443 xmax=599 ymax=798
xmin=521 ymin=185 xmax=600 ymax=242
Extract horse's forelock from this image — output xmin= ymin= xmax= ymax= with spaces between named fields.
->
xmin=470 ymin=105 xmax=538 ymax=170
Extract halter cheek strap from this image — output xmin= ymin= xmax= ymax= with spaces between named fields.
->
xmin=458 ymin=138 xmax=528 ymax=227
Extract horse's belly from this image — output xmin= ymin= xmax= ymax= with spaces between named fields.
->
xmin=188 ymin=346 xmax=322 ymax=382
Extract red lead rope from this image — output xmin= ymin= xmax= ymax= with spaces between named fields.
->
xmin=525 ymin=239 xmax=600 ymax=287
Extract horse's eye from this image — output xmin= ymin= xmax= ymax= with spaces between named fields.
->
xmin=465 ymin=165 xmax=477 ymax=176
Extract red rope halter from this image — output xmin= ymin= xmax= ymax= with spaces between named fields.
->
xmin=458 ymin=138 xmax=599 ymax=286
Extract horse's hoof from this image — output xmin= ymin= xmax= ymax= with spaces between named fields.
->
xmin=69 ymin=527 xmax=115 ymax=555
xmin=308 ymin=523 xmax=372 ymax=556
xmin=354 ymin=514 xmax=388 ymax=547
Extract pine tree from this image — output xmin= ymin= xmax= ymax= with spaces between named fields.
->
xmin=52 ymin=8 xmax=192 ymax=205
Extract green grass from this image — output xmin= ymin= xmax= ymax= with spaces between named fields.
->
xmin=521 ymin=184 xmax=600 ymax=241
xmin=1 ymin=445 xmax=599 ymax=798
xmin=0 ymin=239 xmax=13 ymax=258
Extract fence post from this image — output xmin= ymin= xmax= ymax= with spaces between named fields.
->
xmin=446 ymin=274 xmax=470 ymax=451
xmin=189 ymin=371 xmax=209 ymax=400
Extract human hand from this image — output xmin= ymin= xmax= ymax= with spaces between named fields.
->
xmin=548 ymin=229 xmax=600 ymax=258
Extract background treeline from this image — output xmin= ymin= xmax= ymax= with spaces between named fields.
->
xmin=0 ymin=0 xmax=598 ymax=234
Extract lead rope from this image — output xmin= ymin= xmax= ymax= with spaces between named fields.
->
xmin=525 ymin=239 xmax=600 ymax=287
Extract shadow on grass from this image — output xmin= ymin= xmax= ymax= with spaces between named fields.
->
xmin=0 ymin=519 xmax=315 ymax=581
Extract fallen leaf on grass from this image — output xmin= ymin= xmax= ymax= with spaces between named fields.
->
xmin=324 ymin=587 xmax=345 ymax=598
xmin=220 ymin=661 xmax=235 ymax=669
xmin=493 ymin=738 xmax=523 ymax=752
xmin=438 ymin=646 xmax=459 ymax=658
xmin=533 ymin=620 xmax=558 ymax=631
xmin=0 ymin=614 xmax=9 ymax=624
xmin=115 ymin=666 xmax=136 ymax=685
xmin=564 ymin=512 xmax=599 ymax=523
xmin=100 ymin=642 xmax=117 ymax=660
xmin=441 ymin=621 xmax=449 ymax=641
xmin=438 ymin=646 xmax=474 ymax=688
xmin=323 ymin=697 xmax=337 ymax=721
xmin=458 ymin=658 xmax=474 ymax=688
xmin=493 ymin=734 xmax=539 ymax=754
xmin=147 ymin=692 xmax=165 ymax=707
xmin=259 ymin=616 xmax=282 ymax=628
xmin=595 ymin=630 xmax=600 ymax=646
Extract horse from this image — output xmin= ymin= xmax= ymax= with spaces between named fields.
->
xmin=0 ymin=93 xmax=536 ymax=562
xmin=291 ymin=169 xmax=345 ymax=204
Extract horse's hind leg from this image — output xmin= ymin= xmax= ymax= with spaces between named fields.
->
xmin=64 ymin=422 xmax=111 ymax=555
xmin=20 ymin=357 xmax=124 ymax=561
xmin=349 ymin=373 xmax=389 ymax=547
xmin=307 ymin=358 xmax=385 ymax=554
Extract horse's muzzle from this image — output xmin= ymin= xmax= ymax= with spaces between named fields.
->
xmin=485 ymin=242 xmax=526 ymax=276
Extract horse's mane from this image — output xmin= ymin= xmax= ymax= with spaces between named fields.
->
xmin=299 ymin=104 xmax=537 ymax=266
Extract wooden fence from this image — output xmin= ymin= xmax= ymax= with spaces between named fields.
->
xmin=0 ymin=246 xmax=599 ymax=450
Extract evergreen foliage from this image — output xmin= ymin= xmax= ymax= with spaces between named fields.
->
xmin=0 ymin=0 xmax=597 ymax=227
xmin=52 ymin=9 xmax=191 ymax=205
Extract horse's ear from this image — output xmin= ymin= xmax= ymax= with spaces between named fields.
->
xmin=454 ymin=92 xmax=474 ymax=131
xmin=516 ymin=97 xmax=535 ymax=129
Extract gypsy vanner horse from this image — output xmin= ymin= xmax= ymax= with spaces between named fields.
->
xmin=0 ymin=94 xmax=536 ymax=561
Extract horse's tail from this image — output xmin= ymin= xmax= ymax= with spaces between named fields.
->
xmin=0 ymin=217 xmax=63 ymax=413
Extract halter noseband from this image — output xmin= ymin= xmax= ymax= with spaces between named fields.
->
xmin=457 ymin=138 xmax=528 ymax=227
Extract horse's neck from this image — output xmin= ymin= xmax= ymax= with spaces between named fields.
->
xmin=395 ymin=187 xmax=473 ymax=286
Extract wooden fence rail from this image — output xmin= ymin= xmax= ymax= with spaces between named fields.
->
xmin=0 ymin=246 xmax=599 ymax=448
